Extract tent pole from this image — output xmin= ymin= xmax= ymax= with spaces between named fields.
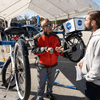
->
xmin=55 ymin=17 xmax=57 ymax=25
xmin=8 ymin=19 xmax=11 ymax=27
xmin=4 ymin=19 xmax=6 ymax=28
xmin=68 ymin=14 xmax=69 ymax=20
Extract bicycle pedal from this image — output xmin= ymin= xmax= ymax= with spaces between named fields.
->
xmin=63 ymin=53 xmax=67 ymax=57
xmin=68 ymin=53 xmax=71 ymax=56
xmin=1 ymin=83 xmax=8 ymax=87
xmin=15 ymin=70 xmax=19 ymax=73
xmin=2 ymin=58 xmax=6 ymax=61
xmin=68 ymin=54 xmax=72 ymax=58
xmin=4 ymin=96 xmax=6 ymax=98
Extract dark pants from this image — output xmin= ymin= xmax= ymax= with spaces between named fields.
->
xmin=85 ymin=81 xmax=100 ymax=100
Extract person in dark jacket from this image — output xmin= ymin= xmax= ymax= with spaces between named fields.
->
xmin=31 ymin=19 xmax=64 ymax=100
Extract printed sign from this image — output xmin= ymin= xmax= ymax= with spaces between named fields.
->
xmin=78 ymin=20 xmax=82 ymax=26
xmin=66 ymin=22 xmax=72 ymax=30
xmin=75 ymin=18 xmax=85 ymax=30
xmin=63 ymin=18 xmax=85 ymax=33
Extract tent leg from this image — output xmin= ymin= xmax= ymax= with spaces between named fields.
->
xmin=55 ymin=17 xmax=57 ymax=25
xmin=7 ymin=19 xmax=11 ymax=27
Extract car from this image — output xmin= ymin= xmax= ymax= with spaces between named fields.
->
xmin=11 ymin=21 xmax=24 ymax=27
xmin=21 ymin=25 xmax=42 ymax=37
xmin=33 ymin=25 xmax=43 ymax=32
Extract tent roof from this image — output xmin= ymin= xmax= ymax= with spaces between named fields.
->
xmin=0 ymin=0 xmax=99 ymax=21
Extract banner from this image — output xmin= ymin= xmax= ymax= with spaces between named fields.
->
xmin=37 ymin=15 xmax=40 ymax=25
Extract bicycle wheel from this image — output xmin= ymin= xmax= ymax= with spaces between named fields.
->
xmin=64 ymin=35 xmax=85 ymax=62
xmin=2 ymin=57 xmax=16 ymax=89
xmin=14 ymin=41 xmax=31 ymax=100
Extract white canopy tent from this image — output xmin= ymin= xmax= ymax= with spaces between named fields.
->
xmin=0 ymin=0 xmax=99 ymax=26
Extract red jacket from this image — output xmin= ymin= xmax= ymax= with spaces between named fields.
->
xmin=32 ymin=32 xmax=63 ymax=68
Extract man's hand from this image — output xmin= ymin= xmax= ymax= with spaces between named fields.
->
xmin=55 ymin=46 xmax=64 ymax=53
xmin=46 ymin=47 xmax=53 ymax=52
xmin=77 ymin=62 xmax=83 ymax=68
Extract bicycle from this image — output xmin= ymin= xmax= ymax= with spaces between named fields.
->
xmin=54 ymin=27 xmax=85 ymax=62
xmin=1 ymin=27 xmax=31 ymax=100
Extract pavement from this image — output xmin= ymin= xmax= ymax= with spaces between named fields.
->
xmin=0 ymin=31 xmax=91 ymax=100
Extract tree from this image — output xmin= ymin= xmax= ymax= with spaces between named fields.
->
xmin=31 ymin=16 xmax=37 ymax=24
xmin=52 ymin=19 xmax=68 ymax=25
xmin=17 ymin=15 xmax=23 ymax=21
xmin=23 ymin=14 xmax=29 ymax=21
xmin=40 ymin=17 xmax=44 ymax=23
xmin=11 ymin=17 xmax=17 ymax=22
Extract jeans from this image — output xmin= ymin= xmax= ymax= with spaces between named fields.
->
xmin=85 ymin=81 xmax=100 ymax=100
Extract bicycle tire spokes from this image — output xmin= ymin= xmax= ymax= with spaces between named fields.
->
xmin=2 ymin=57 xmax=16 ymax=89
xmin=64 ymin=35 xmax=85 ymax=62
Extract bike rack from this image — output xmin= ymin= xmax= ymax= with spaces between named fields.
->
xmin=46 ymin=70 xmax=77 ymax=90
xmin=0 ymin=61 xmax=5 ymax=68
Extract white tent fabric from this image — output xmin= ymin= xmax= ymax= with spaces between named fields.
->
xmin=0 ymin=0 xmax=99 ymax=23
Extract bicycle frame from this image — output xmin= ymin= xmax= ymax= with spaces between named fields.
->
xmin=57 ymin=31 xmax=83 ymax=53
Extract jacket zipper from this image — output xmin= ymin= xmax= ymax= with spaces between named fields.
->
xmin=48 ymin=36 xmax=52 ymax=68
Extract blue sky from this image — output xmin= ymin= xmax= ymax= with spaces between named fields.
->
xmin=20 ymin=0 xmax=100 ymax=18
xmin=92 ymin=0 xmax=100 ymax=6
xmin=20 ymin=10 xmax=37 ymax=18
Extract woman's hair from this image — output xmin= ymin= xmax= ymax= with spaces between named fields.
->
xmin=88 ymin=11 xmax=100 ymax=28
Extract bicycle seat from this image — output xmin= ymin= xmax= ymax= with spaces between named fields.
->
xmin=4 ymin=27 xmax=25 ymax=35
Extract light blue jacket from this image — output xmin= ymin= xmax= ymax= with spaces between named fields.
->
xmin=81 ymin=29 xmax=100 ymax=85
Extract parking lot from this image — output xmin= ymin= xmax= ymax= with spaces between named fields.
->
xmin=0 ymin=31 xmax=91 ymax=100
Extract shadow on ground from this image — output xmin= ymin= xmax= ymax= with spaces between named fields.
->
xmin=30 ymin=91 xmax=84 ymax=100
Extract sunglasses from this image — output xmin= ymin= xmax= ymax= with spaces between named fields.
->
xmin=43 ymin=23 xmax=52 ymax=27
